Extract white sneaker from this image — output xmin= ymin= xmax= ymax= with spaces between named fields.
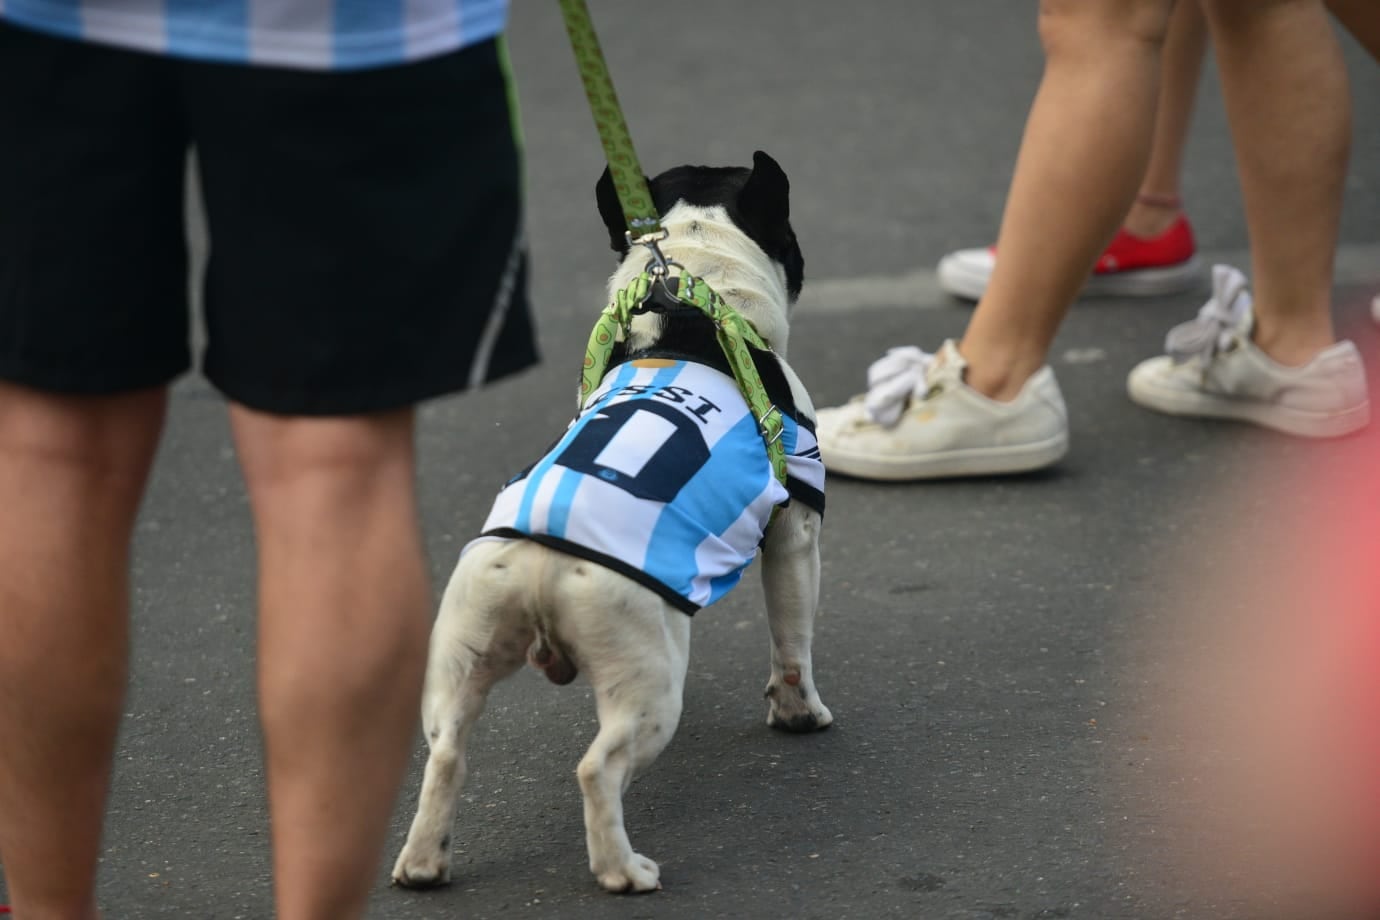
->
xmin=1127 ymin=264 xmax=1370 ymax=438
xmin=815 ymin=340 xmax=1069 ymax=480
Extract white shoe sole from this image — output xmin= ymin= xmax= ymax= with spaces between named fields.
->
xmin=937 ymin=253 xmax=1206 ymax=302
xmin=1082 ymin=255 xmax=1206 ymax=298
xmin=1127 ymin=370 xmax=1371 ymax=438
xmin=821 ymin=431 xmax=1069 ymax=481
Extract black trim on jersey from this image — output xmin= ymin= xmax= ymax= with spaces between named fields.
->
xmin=481 ymin=528 xmax=701 ymax=616
xmin=787 ymin=476 xmax=825 ymax=516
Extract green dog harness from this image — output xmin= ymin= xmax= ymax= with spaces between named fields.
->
xmin=580 ymin=271 xmax=788 ymax=487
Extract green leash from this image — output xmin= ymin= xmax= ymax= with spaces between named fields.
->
xmin=558 ymin=0 xmax=788 ymax=488
xmin=557 ymin=0 xmax=661 ymax=242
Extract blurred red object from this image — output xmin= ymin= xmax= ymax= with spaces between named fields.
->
xmin=1129 ymin=426 xmax=1380 ymax=918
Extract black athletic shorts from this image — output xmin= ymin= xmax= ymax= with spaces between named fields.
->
xmin=0 ymin=22 xmax=538 ymax=415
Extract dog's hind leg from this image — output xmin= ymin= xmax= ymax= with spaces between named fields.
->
xmin=564 ymin=576 xmax=690 ymax=893
xmin=392 ymin=545 xmax=529 ymax=888
xmin=760 ymin=501 xmax=833 ymax=732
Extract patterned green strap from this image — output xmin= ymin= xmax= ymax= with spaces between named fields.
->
xmin=579 ymin=273 xmax=651 ymax=405
xmin=557 ymin=0 xmax=662 ymax=241
xmin=578 ymin=273 xmax=788 ymax=487
xmin=689 ymin=277 xmax=789 ymax=487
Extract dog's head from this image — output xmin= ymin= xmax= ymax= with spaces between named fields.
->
xmin=595 ymin=150 xmax=805 ymax=303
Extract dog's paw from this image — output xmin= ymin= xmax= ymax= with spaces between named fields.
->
xmin=391 ymin=842 xmax=453 ymax=889
xmin=596 ymin=853 xmax=661 ymax=894
xmin=765 ymin=673 xmax=834 ymax=733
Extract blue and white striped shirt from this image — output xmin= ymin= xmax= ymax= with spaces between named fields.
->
xmin=476 ymin=359 xmax=827 ymax=614
xmin=0 ymin=0 xmax=507 ymax=70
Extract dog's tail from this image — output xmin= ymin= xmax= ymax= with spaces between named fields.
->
xmin=527 ymin=628 xmax=578 ymax=685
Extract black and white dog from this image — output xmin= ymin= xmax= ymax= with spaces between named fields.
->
xmin=392 ymin=151 xmax=832 ymax=894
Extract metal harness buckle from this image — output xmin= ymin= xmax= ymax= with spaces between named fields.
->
xmin=758 ymin=404 xmax=784 ymax=445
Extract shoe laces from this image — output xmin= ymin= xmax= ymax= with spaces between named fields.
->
xmin=862 ymin=346 xmax=935 ymax=427
xmin=1165 ymin=264 xmax=1253 ymax=365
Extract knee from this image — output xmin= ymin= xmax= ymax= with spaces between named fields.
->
xmin=425 ymin=745 xmax=462 ymax=783
xmin=1038 ymin=0 xmax=1176 ymax=58
xmin=231 ymin=405 xmax=416 ymax=502
xmin=0 ymin=383 xmax=166 ymax=512
xmin=576 ymin=752 xmax=607 ymax=791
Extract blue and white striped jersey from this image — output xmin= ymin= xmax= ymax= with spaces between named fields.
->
xmin=477 ymin=359 xmax=826 ymax=614
xmin=0 ymin=0 xmax=507 ymax=70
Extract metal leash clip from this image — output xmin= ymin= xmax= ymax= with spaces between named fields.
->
xmin=626 ymin=228 xmax=670 ymax=273
xmin=627 ymin=229 xmax=689 ymax=307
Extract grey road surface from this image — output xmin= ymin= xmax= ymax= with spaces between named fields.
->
xmin=3 ymin=3 xmax=1378 ymax=918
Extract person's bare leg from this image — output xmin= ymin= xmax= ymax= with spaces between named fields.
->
xmin=0 ymin=385 xmax=167 ymax=920
xmin=230 ymin=406 xmax=432 ymax=920
xmin=1203 ymin=0 xmax=1350 ymax=366
xmin=1326 ymin=0 xmax=1380 ymax=62
xmin=960 ymin=0 xmax=1177 ymax=400
xmin=1124 ymin=0 xmax=1209 ymax=238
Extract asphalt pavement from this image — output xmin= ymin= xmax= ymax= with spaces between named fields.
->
xmin=2 ymin=3 xmax=1378 ymax=918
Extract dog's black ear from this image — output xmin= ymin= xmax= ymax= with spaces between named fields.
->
xmin=738 ymin=150 xmax=804 ymax=301
xmin=738 ymin=150 xmax=790 ymax=228
xmin=595 ymin=166 xmax=648 ymax=254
